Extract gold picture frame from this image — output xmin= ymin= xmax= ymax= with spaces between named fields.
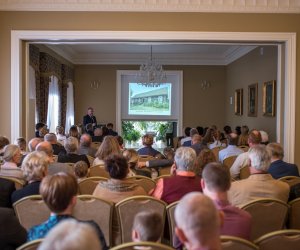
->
xmin=235 ymin=88 xmax=243 ymax=116
xmin=248 ymin=83 xmax=258 ymax=117
xmin=263 ymin=80 xmax=276 ymax=116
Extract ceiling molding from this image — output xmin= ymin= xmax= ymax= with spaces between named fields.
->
xmin=1 ymin=0 xmax=300 ymax=13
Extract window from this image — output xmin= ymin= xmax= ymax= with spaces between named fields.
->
xmin=65 ymin=81 xmax=75 ymax=133
xmin=46 ymin=75 xmax=60 ymax=133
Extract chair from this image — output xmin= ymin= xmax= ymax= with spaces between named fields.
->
xmin=154 ymin=174 xmax=171 ymax=182
xmin=65 ymin=162 xmax=75 ymax=168
xmin=73 ymin=195 xmax=114 ymax=247
xmin=241 ymin=198 xmax=289 ymax=240
xmin=288 ymin=197 xmax=300 ymax=229
xmin=138 ymin=155 xmax=155 ymax=162
xmin=115 ymin=196 xmax=167 ymax=243
xmin=211 ymin=146 xmax=225 ymax=162
xmin=166 ymin=201 xmax=179 ymax=247
xmin=13 ymin=195 xmax=50 ymax=230
xmin=0 ymin=176 xmax=24 ymax=189
xmin=223 ymin=155 xmax=237 ymax=169
xmin=254 ymin=229 xmax=300 ymax=250
xmin=238 ymin=145 xmax=249 ymax=152
xmin=240 ymin=166 xmax=250 ymax=179
xmin=221 ymin=235 xmax=258 ymax=250
xmin=91 ymin=141 xmax=101 ymax=149
xmin=159 ymin=166 xmax=172 ymax=176
xmin=78 ymin=176 xmax=108 ymax=195
xmin=86 ymin=155 xmax=95 ymax=166
xmin=126 ymin=175 xmax=156 ymax=193
xmin=89 ymin=165 xmax=110 ymax=178
xmin=16 ymin=239 xmax=43 ymax=250
xmin=110 ymin=241 xmax=174 ymax=250
xmin=278 ymin=176 xmax=300 ymax=187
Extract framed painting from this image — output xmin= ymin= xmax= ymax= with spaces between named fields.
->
xmin=263 ymin=80 xmax=276 ymax=116
xmin=248 ymin=83 xmax=258 ymax=117
xmin=234 ymin=88 xmax=243 ymax=116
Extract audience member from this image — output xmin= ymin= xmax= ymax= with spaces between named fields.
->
xmin=196 ymin=126 xmax=204 ymax=137
xmin=39 ymin=126 xmax=49 ymax=139
xmin=260 ymin=130 xmax=269 ymax=145
xmin=195 ymin=148 xmax=216 ymax=177
xmin=85 ymin=123 xmax=95 ymax=137
xmin=55 ymin=126 xmax=67 ymax=145
xmin=190 ymin=134 xmax=207 ymax=156
xmin=57 ymin=137 xmax=90 ymax=167
xmin=92 ymin=127 xmax=103 ymax=142
xmin=35 ymin=122 xmax=46 ymax=138
xmin=11 ymin=151 xmax=49 ymax=204
xmin=266 ymin=142 xmax=299 ymax=179
xmin=38 ymin=219 xmax=102 ymax=250
xmin=182 ymin=128 xmax=199 ymax=147
xmin=208 ymin=130 xmax=226 ymax=150
xmin=223 ymin=125 xmax=232 ymax=135
xmin=235 ymin=126 xmax=241 ymax=136
xmin=14 ymin=137 xmax=27 ymax=154
xmin=116 ymin=135 xmax=125 ymax=151
xmin=93 ymin=154 xmax=146 ymax=203
xmin=44 ymin=133 xmax=66 ymax=155
xmin=123 ymin=149 xmax=151 ymax=178
xmin=0 ymin=177 xmax=15 ymax=208
xmin=132 ymin=211 xmax=163 ymax=243
xmin=180 ymin=127 xmax=191 ymax=146
xmin=78 ymin=133 xmax=97 ymax=157
xmin=218 ymin=133 xmax=243 ymax=163
xmin=93 ymin=136 xmax=121 ymax=167
xmin=230 ymin=129 xmax=261 ymax=179
xmin=83 ymin=107 xmax=97 ymax=132
xmin=150 ymin=147 xmax=202 ymax=204
xmin=228 ymin=145 xmax=290 ymax=207
xmin=107 ymin=123 xmax=118 ymax=136
xmin=0 ymin=207 xmax=27 ymax=249
xmin=28 ymin=137 xmax=43 ymax=152
xmin=202 ymin=162 xmax=252 ymax=240
xmin=27 ymin=172 xmax=107 ymax=249
xmin=68 ymin=125 xmax=80 ymax=139
xmin=175 ymin=192 xmax=222 ymax=250
xmin=0 ymin=135 xmax=10 ymax=155
xmin=238 ymin=125 xmax=249 ymax=146
xmin=74 ymin=161 xmax=89 ymax=182
xmin=137 ymin=134 xmax=161 ymax=157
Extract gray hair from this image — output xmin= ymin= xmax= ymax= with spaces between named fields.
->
xmin=174 ymin=147 xmax=196 ymax=171
xmin=28 ymin=137 xmax=43 ymax=152
xmin=190 ymin=128 xmax=199 ymax=137
xmin=248 ymin=144 xmax=271 ymax=172
xmin=44 ymin=133 xmax=57 ymax=143
xmin=22 ymin=151 xmax=49 ymax=182
xmin=64 ymin=137 xmax=79 ymax=153
xmin=3 ymin=144 xmax=20 ymax=162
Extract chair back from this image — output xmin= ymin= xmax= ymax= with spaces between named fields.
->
xmin=138 ymin=155 xmax=155 ymax=162
xmin=115 ymin=196 xmax=167 ymax=243
xmin=78 ymin=176 xmax=107 ymax=195
xmin=240 ymin=166 xmax=250 ymax=179
xmin=73 ymin=195 xmax=114 ymax=247
xmin=86 ymin=155 xmax=95 ymax=166
xmin=126 ymin=175 xmax=156 ymax=193
xmin=254 ymin=229 xmax=300 ymax=250
xmin=154 ymin=175 xmax=171 ymax=182
xmin=223 ymin=155 xmax=237 ymax=169
xmin=159 ymin=166 xmax=172 ymax=176
xmin=278 ymin=176 xmax=300 ymax=187
xmin=110 ymin=241 xmax=174 ymax=250
xmin=91 ymin=141 xmax=101 ymax=149
xmin=241 ymin=198 xmax=289 ymax=240
xmin=0 ymin=176 xmax=24 ymax=189
xmin=13 ymin=195 xmax=50 ymax=230
xmin=288 ymin=197 xmax=300 ymax=229
xmin=238 ymin=145 xmax=249 ymax=152
xmin=89 ymin=165 xmax=110 ymax=178
xmin=211 ymin=146 xmax=225 ymax=161
xmin=166 ymin=201 xmax=179 ymax=248
xmin=16 ymin=239 xmax=43 ymax=250
xmin=221 ymin=236 xmax=258 ymax=250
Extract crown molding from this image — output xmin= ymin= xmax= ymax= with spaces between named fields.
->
xmin=1 ymin=0 xmax=300 ymax=13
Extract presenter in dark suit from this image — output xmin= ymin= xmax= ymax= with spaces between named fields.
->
xmin=83 ymin=107 xmax=97 ymax=132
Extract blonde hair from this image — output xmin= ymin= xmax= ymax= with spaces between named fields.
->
xmin=95 ymin=136 xmax=121 ymax=160
xmin=3 ymin=144 xmax=20 ymax=162
xmin=74 ymin=161 xmax=89 ymax=178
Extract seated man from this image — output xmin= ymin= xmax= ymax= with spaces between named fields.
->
xmin=44 ymin=133 xmax=66 ymax=155
xmin=218 ymin=133 xmax=243 ymax=163
xmin=150 ymin=147 xmax=202 ymax=204
xmin=78 ymin=133 xmax=97 ymax=157
xmin=228 ymin=145 xmax=290 ymax=207
xmin=175 ymin=192 xmax=222 ymax=250
xmin=132 ymin=211 xmax=163 ymax=243
xmin=202 ymin=162 xmax=252 ymax=240
xmin=182 ymin=128 xmax=199 ymax=147
xmin=137 ymin=134 xmax=161 ymax=157
xmin=27 ymin=172 xmax=107 ymax=249
xmin=266 ymin=142 xmax=299 ymax=179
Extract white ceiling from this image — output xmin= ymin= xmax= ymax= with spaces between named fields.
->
xmin=45 ymin=43 xmax=257 ymax=65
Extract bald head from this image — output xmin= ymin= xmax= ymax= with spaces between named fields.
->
xmin=28 ymin=137 xmax=43 ymax=152
xmin=36 ymin=141 xmax=53 ymax=157
xmin=44 ymin=133 xmax=57 ymax=144
xmin=80 ymin=134 xmax=92 ymax=147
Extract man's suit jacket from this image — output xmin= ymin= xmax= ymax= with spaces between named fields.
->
xmin=268 ymin=160 xmax=299 ymax=179
xmin=57 ymin=153 xmax=90 ymax=167
xmin=0 ymin=178 xmax=15 ymax=208
xmin=83 ymin=115 xmax=97 ymax=127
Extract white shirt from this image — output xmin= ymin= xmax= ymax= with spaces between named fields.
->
xmin=230 ymin=151 xmax=250 ymax=179
xmin=92 ymin=158 xmax=105 ymax=167
xmin=209 ymin=140 xmax=226 ymax=150
xmin=180 ymin=136 xmax=191 ymax=145
xmin=218 ymin=145 xmax=244 ymax=163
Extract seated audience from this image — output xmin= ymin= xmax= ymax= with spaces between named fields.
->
xmin=0 ymin=144 xmax=24 ymax=181
xmin=74 ymin=161 xmax=89 ymax=182
xmin=28 ymin=137 xmax=43 ymax=152
xmin=11 ymin=151 xmax=49 ymax=204
xmin=235 ymin=126 xmax=241 ymax=136
xmin=0 ymin=207 xmax=27 ymax=249
xmin=228 ymin=145 xmax=290 ymax=207
xmin=180 ymin=127 xmax=191 ymax=146
xmin=0 ymin=177 xmax=15 ymax=208
xmin=92 ymin=127 xmax=103 ymax=142
xmin=14 ymin=137 xmax=27 ymax=155
xmin=27 ymin=172 xmax=107 ymax=249
xmin=195 ymin=148 xmax=216 ymax=177
xmin=85 ymin=123 xmax=94 ymax=137
xmin=260 ymin=130 xmax=269 ymax=145
xmin=190 ymin=134 xmax=207 ymax=156
xmin=238 ymin=125 xmax=249 ymax=146
xmin=132 ymin=211 xmax=163 ymax=243
xmin=137 ymin=134 xmax=161 ymax=157
xmin=57 ymin=137 xmax=90 ymax=167
xmin=208 ymin=130 xmax=226 ymax=149
xmin=38 ymin=219 xmax=103 ymax=250
xmin=0 ymin=135 xmax=10 ymax=156
xmin=35 ymin=122 xmax=46 ymax=138
xmin=44 ymin=133 xmax=66 ymax=155
xmin=107 ymin=123 xmax=118 ymax=136
xmin=182 ymin=128 xmax=199 ymax=147
xmin=175 ymin=192 xmax=222 ymax=250
xmin=93 ymin=154 xmax=146 ymax=203
xmin=55 ymin=125 xmax=67 ymax=145
xmin=93 ymin=135 xmax=121 ymax=167
xmin=223 ymin=125 xmax=232 ymax=135
xmin=68 ymin=125 xmax=80 ymax=139
xmin=38 ymin=126 xmax=49 ymax=139
xmin=202 ymin=162 xmax=252 ymax=240
xmin=78 ymin=133 xmax=97 ymax=157
xmin=150 ymin=147 xmax=202 ymax=204
xmin=266 ymin=142 xmax=299 ymax=179
xmin=218 ymin=133 xmax=243 ymax=163
xmin=230 ymin=129 xmax=261 ymax=179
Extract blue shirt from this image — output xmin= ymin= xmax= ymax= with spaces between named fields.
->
xmin=137 ymin=146 xmax=161 ymax=157
xmin=268 ymin=160 xmax=299 ymax=179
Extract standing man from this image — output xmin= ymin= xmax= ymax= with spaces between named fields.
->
xmin=83 ymin=107 xmax=97 ymax=132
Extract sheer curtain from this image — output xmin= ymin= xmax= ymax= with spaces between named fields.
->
xmin=47 ymin=75 xmax=60 ymax=133
xmin=29 ymin=65 xmax=37 ymax=124
xmin=65 ymin=81 xmax=74 ymax=133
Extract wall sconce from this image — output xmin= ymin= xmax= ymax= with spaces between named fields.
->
xmin=200 ymin=80 xmax=211 ymax=90
xmin=90 ymin=81 xmax=100 ymax=90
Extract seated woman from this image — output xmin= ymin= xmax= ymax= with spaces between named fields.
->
xmin=92 ymin=136 xmax=121 ymax=167
xmin=68 ymin=125 xmax=80 ymax=140
xmin=93 ymin=154 xmax=146 ymax=203
xmin=195 ymin=148 xmax=216 ymax=177
xmin=137 ymin=134 xmax=161 ymax=157
xmin=11 ymin=151 xmax=49 ymax=204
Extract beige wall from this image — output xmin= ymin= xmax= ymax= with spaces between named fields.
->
xmin=225 ymin=46 xmax=278 ymax=142
xmin=0 ymin=12 xmax=300 ymax=163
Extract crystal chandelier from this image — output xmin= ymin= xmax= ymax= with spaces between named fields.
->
xmin=136 ymin=45 xmax=167 ymax=87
